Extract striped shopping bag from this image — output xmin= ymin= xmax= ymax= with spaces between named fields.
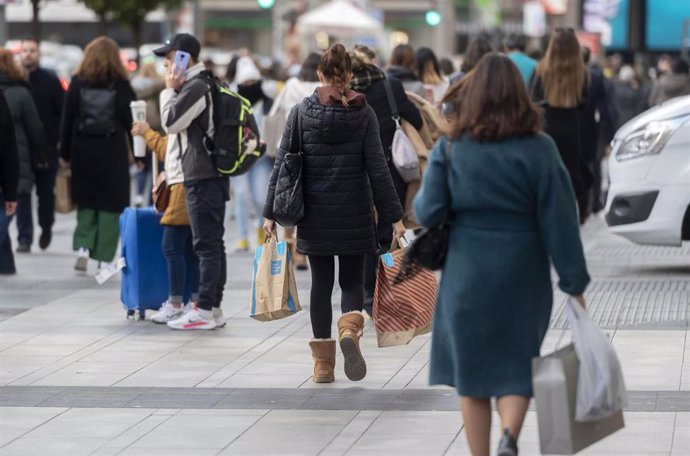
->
xmin=372 ymin=244 xmax=439 ymax=347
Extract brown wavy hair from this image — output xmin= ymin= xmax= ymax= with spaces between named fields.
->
xmin=76 ymin=36 xmax=129 ymax=84
xmin=536 ymin=29 xmax=587 ymax=108
xmin=447 ymin=53 xmax=543 ymax=142
xmin=0 ymin=50 xmax=24 ymax=81
xmin=319 ymin=43 xmax=353 ymax=106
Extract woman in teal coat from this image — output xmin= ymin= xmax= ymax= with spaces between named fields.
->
xmin=414 ymin=54 xmax=590 ymax=456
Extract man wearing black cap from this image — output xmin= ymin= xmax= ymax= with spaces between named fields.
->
xmin=153 ymin=33 xmax=229 ymax=331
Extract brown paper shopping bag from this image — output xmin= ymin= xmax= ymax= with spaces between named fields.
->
xmin=250 ymin=236 xmax=301 ymax=321
xmin=55 ymin=168 xmax=75 ymax=213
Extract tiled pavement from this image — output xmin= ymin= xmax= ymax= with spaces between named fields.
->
xmin=0 ymin=213 xmax=688 ymax=455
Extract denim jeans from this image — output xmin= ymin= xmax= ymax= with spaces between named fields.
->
xmin=233 ymin=156 xmax=273 ymax=240
xmin=185 ymin=177 xmax=229 ymax=311
xmin=0 ymin=196 xmax=16 ymax=274
xmin=162 ymin=225 xmax=200 ymax=305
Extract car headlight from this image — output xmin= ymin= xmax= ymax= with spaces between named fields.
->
xmin=615 ymin=115 xmax=690 ymax=162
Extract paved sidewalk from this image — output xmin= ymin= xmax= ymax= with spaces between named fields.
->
xmin=0 ymin=213 xmax=688 ymax=455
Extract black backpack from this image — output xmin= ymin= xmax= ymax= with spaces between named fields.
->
xmin=195 ymin=71 xmax=265 ymax=176
xmin=77 ymin=82 xmax=117 ymax=137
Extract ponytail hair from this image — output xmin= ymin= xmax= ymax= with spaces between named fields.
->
xmin=319 ymin=43 xmax=353 ymax=106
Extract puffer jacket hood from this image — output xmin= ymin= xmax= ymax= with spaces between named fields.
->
xmin=305 ymin=90 xmax=367 ymax=145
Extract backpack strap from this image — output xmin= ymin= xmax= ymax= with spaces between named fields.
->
xmin=189 ymin=72 xmax=216 ymax=150
xmin=382 ymin=78 xmax=401 ymax=128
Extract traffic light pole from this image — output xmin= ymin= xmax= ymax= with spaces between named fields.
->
xmin=272 ymin=0 xmax=284 ymax=61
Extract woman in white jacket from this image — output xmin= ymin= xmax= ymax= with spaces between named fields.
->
xmin=262 ymin=53 xmax=321 ymax=269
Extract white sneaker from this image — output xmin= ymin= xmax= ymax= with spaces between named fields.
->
xmin=75 ymin=248 xmax=89 ymax=271
xmin=213 ymin=308 xmax=227 ymax=328
xmin=151 ymin=302 xmax=184 ymax=324
xmin=167 ymin=307 xmax=217 ymax=330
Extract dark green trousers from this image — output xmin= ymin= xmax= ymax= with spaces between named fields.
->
xmin=73 ymin=208 xmax=120 ymax=262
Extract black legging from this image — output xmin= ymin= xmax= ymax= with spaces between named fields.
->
xmin=308 ymin=254 xmax=366 ymax=339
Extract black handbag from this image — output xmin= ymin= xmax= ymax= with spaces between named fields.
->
xmin=395 ymin=137 xmax=452 ymax=283
xmin=272 ymin=108 xmax=304 ymax=228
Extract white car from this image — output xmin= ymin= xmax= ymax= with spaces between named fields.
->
xmin=605 ymin=95 xmax=690 ymax=246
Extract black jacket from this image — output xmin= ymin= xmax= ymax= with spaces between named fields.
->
xmin=531 ymin=75 xmax=588 ymax=199
xmin=59 ymin=76 xmax=135 ymax=213
xmin=0 ymin=89 xmax=19 ymax=202
xmin=353 ymin=73 xmax=423 ymax=164
xmin=264 ymin=91 xmax=404 ymax=256
xmin=580 ymin=66 xmax=617 ymax=162
xmin=0 ymin=73 xmax=51 ymax=195
xmin=27 ymin=67 xmax=64 ymax=168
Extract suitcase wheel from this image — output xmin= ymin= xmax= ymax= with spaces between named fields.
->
xmin=138 ymin=309 xmax=147 ymax=321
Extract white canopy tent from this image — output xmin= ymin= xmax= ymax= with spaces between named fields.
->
xmin=297 ymin=0 xmax=384 ymax=39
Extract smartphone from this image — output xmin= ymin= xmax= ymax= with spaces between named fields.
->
xmin=173 ymin=51 xmax=191 ymax=75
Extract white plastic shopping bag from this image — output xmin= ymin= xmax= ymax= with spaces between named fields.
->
xmin=566 ymin=299 xmax=627 ymax=422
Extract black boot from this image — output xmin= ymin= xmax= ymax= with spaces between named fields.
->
xmin=497 ymin=428 xmax=518 ymax=456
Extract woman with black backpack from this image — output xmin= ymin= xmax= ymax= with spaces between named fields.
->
xmin=263 ymin=44 xmax=406 ymax=384
xmin=59 ymin=37 xmax=136 ymax=272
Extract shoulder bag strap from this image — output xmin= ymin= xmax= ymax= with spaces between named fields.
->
xmin=382 ymin=78 xmax=401 ymax=128
xmin=289 ymin=102 xmax=303 ymax=155
xmin=189 ymin=74 xmax=215 ymax=148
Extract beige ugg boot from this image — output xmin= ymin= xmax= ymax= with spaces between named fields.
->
xmin=308 ymin=339 xmax=336 ymax=383
xmin=337 ymin=311 xmax=367 ymax=381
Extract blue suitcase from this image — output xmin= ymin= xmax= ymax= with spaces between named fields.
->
xmin=119 ymin=207 xmax=193 ymax=319
xmin=120 ymin=207 xmax=169 ymax=319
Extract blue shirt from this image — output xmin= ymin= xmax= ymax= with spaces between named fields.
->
xmin=508 ymin=51 xmax=537 ymax=87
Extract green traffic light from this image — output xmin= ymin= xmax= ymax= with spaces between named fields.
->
xmin=257 ymin=0 xmax=275 ymax=8
xmin=426 ymin=9 xmax=441 ymax=27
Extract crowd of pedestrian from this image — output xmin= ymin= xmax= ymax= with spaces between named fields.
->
xmin=1 ymin=29 xmax=689 ymax=456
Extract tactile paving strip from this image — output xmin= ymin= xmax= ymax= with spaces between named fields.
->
xmin=551 ymin=280 xmax=690 ymax=329
xmin=587 ymin=241 xmax=690 ymax=269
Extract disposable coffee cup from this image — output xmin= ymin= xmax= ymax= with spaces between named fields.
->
xmin=130 ymin=100 xmax=147 ymax=158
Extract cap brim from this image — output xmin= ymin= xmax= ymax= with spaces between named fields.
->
xmin=152 ymin=44 xmax=172 ymax=57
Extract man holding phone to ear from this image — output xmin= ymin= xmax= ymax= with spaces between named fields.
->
xmin=154 ymin=33 xmax=229 ymax=330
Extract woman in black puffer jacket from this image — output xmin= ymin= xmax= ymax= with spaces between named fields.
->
xmin=263 ymin=44 xmax=405 ymax=384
